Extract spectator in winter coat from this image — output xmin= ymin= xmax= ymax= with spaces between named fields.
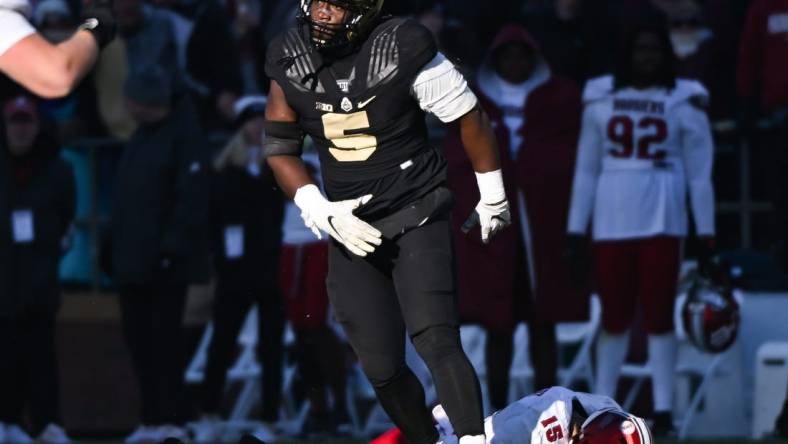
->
xmin=0 ymin=95 xmax=75 ymax=444
xmin=648 ymin=0 xmax=734 ymax=121
xmin=192 ymin=96 xmax=286 ymax=443
xmin=737 ymin=0 xmax=788 ymax=263
xmin=109 ymin=65 xmax=209 ymax=444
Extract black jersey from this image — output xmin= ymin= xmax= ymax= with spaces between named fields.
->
xmin=265 ymin=18 xmax=447 ymax=221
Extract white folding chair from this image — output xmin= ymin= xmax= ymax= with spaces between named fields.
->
xmin=184 ymin=306 xmax=311 ymax=440
xmin=507 ymin=324 xmax=535 ymax=405
xmin=183 ymin=306 xmax=261 ymax=390
xmin=225 ymin=308 xmax=263 ymax=426
xmin=185 ymin=323 xmax=214 ymax=384
xmin=558 ymin=295 xmax=602 ymax=389
xmin=457 ymin=324 xmax=509 ymax=414
xmin=752 ymin=342 xmax=788 ymax=439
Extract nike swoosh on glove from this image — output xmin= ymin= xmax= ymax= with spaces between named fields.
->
xmin=294 ymin=184 xmax=383 ymax=257
xmin=461 ymin=169 xmax=511 ymax=244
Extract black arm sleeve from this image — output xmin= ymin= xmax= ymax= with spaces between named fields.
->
xmin=263 ymin=120 xmax=304 ymax=157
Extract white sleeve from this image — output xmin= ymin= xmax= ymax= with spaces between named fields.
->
xmin=567 ymin=104 xmax=604 ymax=235
xmin=678 ymin=102 xmax=716 ymax=236
xmin=0 ymin=9 xmax=35 ymax=58
xmin=411 ymin=52 xmax=478 ymax=123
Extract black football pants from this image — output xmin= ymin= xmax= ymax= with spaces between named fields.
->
xmin=327 ymin=215 xmax=484 ymax=444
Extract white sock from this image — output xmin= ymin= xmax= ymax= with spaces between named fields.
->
xmin=649 ymin=333 xmax=677 ymax=412
xmin=458 ymin=435 xmax=486 ymax=444
xmin=595 ymin=330 xmax=630 ymax=398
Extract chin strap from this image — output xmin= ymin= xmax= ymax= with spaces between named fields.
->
xmin=569 ymin=397 xmax=589 ymax=442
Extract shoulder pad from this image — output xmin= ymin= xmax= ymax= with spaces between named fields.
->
xmin=265 ymin=28 xmax=300 ymax=77
xmin=672 ymin=78 xmax=710 ymax=110
xmin=265 ymin=28 xmax=324 ymax=93
xmin=397 ymin=19 xmax=438 ymax=70
xmin=365 ymin=18 xmax=437 ymax=87
xmin=582 ymin=75 xmax=614 ymax=104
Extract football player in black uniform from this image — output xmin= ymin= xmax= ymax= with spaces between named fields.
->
xmin=263 ymin=1 xmax=511 ymax=443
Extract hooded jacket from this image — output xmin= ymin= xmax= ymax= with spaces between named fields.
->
xmin=445 ymin=24 xmax=589 ymax=331
xmin=737 ymin=0 xmax=788 ymax=115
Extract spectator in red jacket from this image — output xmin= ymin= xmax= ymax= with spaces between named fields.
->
xmin=737 ymin=0 xmax=788 ymax=263
xmin=665 ymin=0 xmax=734 ymax=121
xmin=738 ymin=0 xmax=788 ymax=118
xmin=444 ymin=23 xmax=590 ymax=411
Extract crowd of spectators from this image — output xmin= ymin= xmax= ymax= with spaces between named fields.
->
xmin=1 ymin=0 xmax=788 ymax=442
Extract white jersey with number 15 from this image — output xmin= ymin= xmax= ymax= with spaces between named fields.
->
xmin=567 ymin=75 xmax=716 ymax=241
xmin=434 ymin=386 xmax=621 ymax=444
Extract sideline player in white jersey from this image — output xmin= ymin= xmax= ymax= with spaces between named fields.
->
xmin=566 ymin=20 xmax=715 ymax=435
xmin=0 ymin=0 xmax=115 ymax=98
xmin=373 ymin=386 xmax=652 ymax=444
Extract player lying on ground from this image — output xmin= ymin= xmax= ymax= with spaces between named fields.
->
xmin=0 ymin=0 xmax=115 ymax=97
xmin=373 ymin=386 xmax=653 ymax=444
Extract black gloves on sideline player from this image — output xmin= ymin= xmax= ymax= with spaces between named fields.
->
xmin=78 ymin=0 xmax=116 ymax=49
xmin=565 ymin=234 xmax=590 ymax=288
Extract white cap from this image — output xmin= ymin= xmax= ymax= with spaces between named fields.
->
xmin=233 ymin=95 xmax=267 ymax=118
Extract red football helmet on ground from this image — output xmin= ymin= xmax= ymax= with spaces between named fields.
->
xmin=682 ymin=275 xmax=740 ymax=354
xmin=575 ymin=409 xmax=653 ymax=444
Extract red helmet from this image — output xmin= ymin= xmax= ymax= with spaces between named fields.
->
xmin=682 ymin=276 xmax=740 ymax=354
xmin=575 ymin=409 xmax=653 ymax=444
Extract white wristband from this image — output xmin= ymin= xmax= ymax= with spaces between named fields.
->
xmin=293 ymin=184 xmax=326 ymax=212
xmin=474 ymin=169 xmax=506 ymax=204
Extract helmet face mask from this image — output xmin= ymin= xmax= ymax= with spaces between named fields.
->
xmin=298 ymin=0 xmax=384 ymax=53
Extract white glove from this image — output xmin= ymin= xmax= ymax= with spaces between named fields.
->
xmin=461 ymin=169 xmax=511 ymax=244
xmin=294 ymin=184 xmax=383 ymax=257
